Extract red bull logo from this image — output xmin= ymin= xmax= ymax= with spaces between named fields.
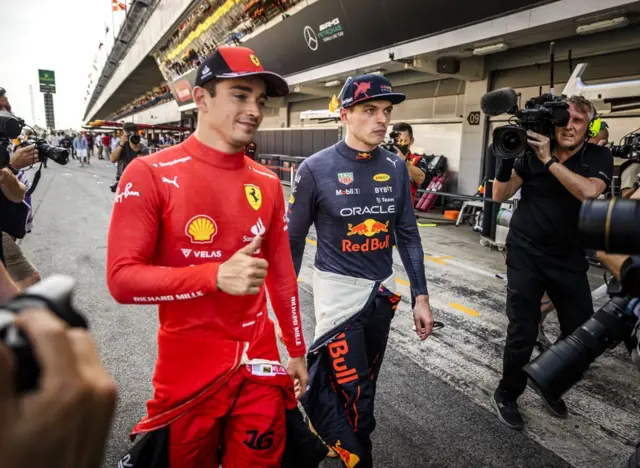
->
xmin=330 ymin=441 xmax=361 ymax=467
xmin=329 ymin=332 xmax=357 ymax=385
xmin=353 ymin=81 xmax=371 ymax=99
xmin=343 ymin=219 xmax=390 ymax=252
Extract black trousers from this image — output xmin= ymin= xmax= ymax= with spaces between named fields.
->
xmin=498 ymin=245 xmax=593 ymax=401
xmin=302 ymin=289 xmax=399 ymax=468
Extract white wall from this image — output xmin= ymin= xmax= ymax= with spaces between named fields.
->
xmin=404 ymin=122 xmax=463 ymax=171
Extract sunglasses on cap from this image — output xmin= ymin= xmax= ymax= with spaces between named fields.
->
xmin=0 ymin=88 xmax=5 ymax=97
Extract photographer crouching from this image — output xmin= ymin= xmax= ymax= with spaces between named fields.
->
xmin=109 ymin=123 xmax=149 ymax=192
xmin=490 ymin=94 xmax=613 ymax=430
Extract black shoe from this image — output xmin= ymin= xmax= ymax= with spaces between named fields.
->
xmin=527 ymin=379 xmax=568 ymax=418
xmin=491 ymin=390 xmax=524 ymax=430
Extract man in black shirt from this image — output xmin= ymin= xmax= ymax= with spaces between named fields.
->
xmin=491 ymin=95 xmax=613 ymax=430
xmin=109 ymin=124 xmax=149 ymax=177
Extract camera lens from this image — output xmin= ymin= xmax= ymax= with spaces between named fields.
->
xmin=524 ymin=296 xmax=636 ymax=402
xmin=579 ymin=199 xmax=640 ymax=255
xmin=35 ymin=140 xmax=69 ymax=166
xmin=493 ymin=126 xmax=526 ymax=159
xmin=502 ymin=130 xmax=521 ymax=152
xmin=130 ymin=134 xmax=141 ymax=145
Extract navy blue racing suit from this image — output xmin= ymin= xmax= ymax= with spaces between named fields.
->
xmin=287 ymin=140 xmax=428 ymax=467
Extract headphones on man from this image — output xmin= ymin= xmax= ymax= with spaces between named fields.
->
xmin=588 ymin=117 xmax=606 ymax=139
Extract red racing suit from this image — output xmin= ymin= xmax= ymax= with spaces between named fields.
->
xmin=107 ymin=135 xmax=306 ymax=465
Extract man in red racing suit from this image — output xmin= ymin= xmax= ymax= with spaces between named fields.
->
xmin=106 ymin=46 xmax=308 ymax=468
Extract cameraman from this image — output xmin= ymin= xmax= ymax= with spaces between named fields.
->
xmin=390 ymin=122 xmax=428 ymax=201
xmin=491 ymin=95 xmax=613 ymax=430
xmin=0 ymin=90 xmax=39 ymax=288
xmin=109 ymin=124 xmax=149 ymax=178
xmin=0 ymin=89 xmax=28 ymax=203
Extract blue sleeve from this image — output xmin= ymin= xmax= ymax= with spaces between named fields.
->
xmin=394 ymin=165 xmax=428 ymax=296
xmin=287 ymin=161 xmax=317 ymax=276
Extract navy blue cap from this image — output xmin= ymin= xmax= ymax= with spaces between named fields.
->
xmin=339 ymin=74 xmax=406 ymax=109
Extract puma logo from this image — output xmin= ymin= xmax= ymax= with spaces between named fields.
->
xmin=386 ymin=157 xmax=398 ymax=167
xmin=162 ymin=176 xmax=179 ymax=188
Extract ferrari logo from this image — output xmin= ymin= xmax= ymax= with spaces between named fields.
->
xmin=250 ymin=54 xmax=261 ymax=67
xmin=245 ymin=184 xmax=262 ymax=210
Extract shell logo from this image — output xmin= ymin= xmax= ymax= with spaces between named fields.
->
xmin=289 ymin=194 xmax=295 ymax=205
xmin=373 ymin=173 xmax=391 ymax=182
xmin=185 ymin=215 xmax=217 ymax=244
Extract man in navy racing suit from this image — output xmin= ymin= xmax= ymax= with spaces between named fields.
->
xmin=287 ymin=74 xmax=434 ymax=467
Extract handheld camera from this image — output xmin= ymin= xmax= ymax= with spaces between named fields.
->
xmin=0 ymin=275 xmax=88 ymax=394
xmin=381 ymin=131 xmax=409 ymax=156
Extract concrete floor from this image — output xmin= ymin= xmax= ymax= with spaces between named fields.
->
xmin=19 ymin=160 xmax=640 ymax=467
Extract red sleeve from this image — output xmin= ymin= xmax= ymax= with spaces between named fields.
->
xmin=263 ymin=182 xmax=306 ymax=358
xmin=106 ymin=159 xmax=219 ymax=304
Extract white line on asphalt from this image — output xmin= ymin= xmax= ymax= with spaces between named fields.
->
xmin=442 ymin=258 xmax=504 ymax=280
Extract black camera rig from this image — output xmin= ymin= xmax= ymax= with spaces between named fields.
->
xmin=612 ymin=133 xmax=640 ymax=160
xmin=381 ymin=131 xmax=409 ymax=156
xmin=480 ymin=42 xmax=571 ymax=160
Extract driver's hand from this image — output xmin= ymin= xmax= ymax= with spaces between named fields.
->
xmin=287 ymin=356 xmax=308 ymax=400
xmin=216 ymin=236 xmax=268 ymax=295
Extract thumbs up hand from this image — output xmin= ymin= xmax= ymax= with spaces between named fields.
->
xmin=216 ymin=236 xmax=269 ymax=295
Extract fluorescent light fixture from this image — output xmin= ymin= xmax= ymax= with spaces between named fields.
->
xmin=472 ymin=43 xmax=508 ymax=56
xmin=371 ymin=70 xmax=385 ymax=75
xmin=324 ymin=80 xmax=341 ymax=87
xmin=576 ymin=16 xmax=628 ymax=35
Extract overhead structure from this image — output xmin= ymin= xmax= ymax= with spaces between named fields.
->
xmin=83 ymin=0 xmax=155 ymax=121
xmin=85 ymin=120 xmax=190 ymax=132
xmin=563 ymin=63 xmax=640 ymax=112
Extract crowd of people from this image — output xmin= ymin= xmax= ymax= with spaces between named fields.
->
xmin=108 ymin=84 xmax=172 ymax=121
xmin=46 ymin=129 xmax=183 ymax=162
xmin=153 ymin=0 xmax=300 ymax=81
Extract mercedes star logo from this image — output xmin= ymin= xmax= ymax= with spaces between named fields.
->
xmin=303 ymin=26 xmax=318 ymax=51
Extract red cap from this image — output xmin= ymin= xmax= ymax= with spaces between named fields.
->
xmin=195 ymin=46 xmax=289 ymax=97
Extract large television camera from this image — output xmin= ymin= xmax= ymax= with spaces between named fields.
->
xmin=480 ymin=88 xmax=570 ymax=160
xmin=523 ymin=197 xmax=640 ymax=403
